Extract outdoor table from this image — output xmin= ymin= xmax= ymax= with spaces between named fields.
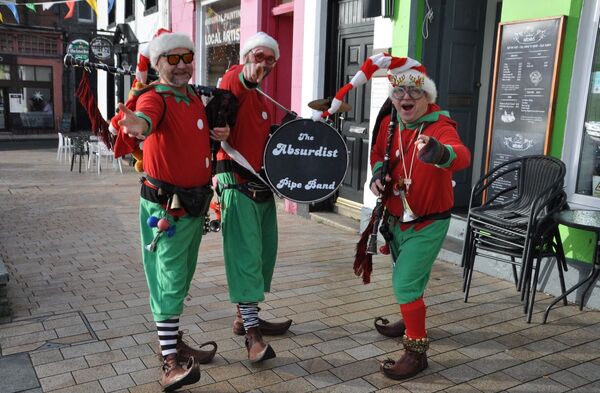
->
xmin=543 ymin=209 xmax=600 ymax=323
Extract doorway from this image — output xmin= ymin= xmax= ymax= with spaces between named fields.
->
xmin=421 ymin=0 xmax=488 ymax=210
xmin=329 ymin=0 xmax=375 ymax=204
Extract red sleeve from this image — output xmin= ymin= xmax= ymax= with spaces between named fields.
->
xmin=134 ymin=90 xmax=165 ymax=133
xmin=433 ymin=121 xmax=471 ymax=172
xmin=370 ymin=115 xmax=392 ymax=172
xmin=219 ymin=64 xmax=250 ymax=101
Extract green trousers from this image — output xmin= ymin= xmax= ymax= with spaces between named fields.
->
xmin=387 ymin=218 xmax=450 ymax=304
xmin=139 ymin=198 xmax=203 ymax=321
xmin=217 ymin=173 xmax=278 ymax=303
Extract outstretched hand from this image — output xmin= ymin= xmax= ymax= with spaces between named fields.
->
xmin=117 ymin=103 xmax=147 ymax=140
xmin=242 ymin=62 xmax=265 ymax=83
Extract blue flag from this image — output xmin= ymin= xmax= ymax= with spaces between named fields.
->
xmin=108 ymin=0 xmax=115 ymax=13
xmin=6 ymin=4 xmax=19 ymax=24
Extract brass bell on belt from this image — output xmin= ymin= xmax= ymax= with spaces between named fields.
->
xmin=169 ymin=194 xmax=183 ymax=210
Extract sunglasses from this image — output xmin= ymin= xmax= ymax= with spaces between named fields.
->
xmin=161 ymin=52 xmax=194 ymax=66
xmin=250 ymin=49 xmax=277 ymax=65
xmin=392 ymin=86 xmax=426 ymax=100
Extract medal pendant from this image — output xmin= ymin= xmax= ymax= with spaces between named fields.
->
xmin=404 ymin=178 xmax=412 ymax=192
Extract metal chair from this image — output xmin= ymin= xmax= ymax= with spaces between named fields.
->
xmin=461 ymin=155 xmax=568 ymax=322
xmin=70 ymin=135 xmax=89 ymax=173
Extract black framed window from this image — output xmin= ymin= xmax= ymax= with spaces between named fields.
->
xmin=125 ymin=0 xmax=135 ymax=20
xmin=144 ymin=0 xmax=157 ymax=15
xmin=78 ymin=2 xmax=93 ymax=22
xmin=108 ymin=2 xmax=116 ymax=25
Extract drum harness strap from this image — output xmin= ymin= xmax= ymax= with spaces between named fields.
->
xmin=216 ymin=141 xmax=275 ymax=202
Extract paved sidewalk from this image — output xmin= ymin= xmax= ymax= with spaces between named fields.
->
xmin=1 ymin=148 xmax=600 ymax=393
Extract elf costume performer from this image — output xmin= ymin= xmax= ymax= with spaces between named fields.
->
xmin=114 ymin=31 xmax=229 ymax=391
xmin=215 ymin=31 xmax=292 ymax=363
xmin=317 ymin=53 xmax=471 ymax=380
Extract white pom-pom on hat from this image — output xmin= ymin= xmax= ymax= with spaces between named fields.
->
xmin=240 ymin=31 xmax=280 ymax=63
xmin=318 ymin=53 xmax=437 ymax=119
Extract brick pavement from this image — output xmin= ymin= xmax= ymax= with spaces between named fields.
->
xmin=1 ymin=148 xmax=600 ymax=393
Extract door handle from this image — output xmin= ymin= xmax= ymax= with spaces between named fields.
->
xmin=348 ymin=126 xmax=366 ymax=135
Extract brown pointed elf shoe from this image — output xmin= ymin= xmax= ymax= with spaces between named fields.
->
xmin=245 ymin=326 xmax=276 ymax=363
xmin=380 ymin=335 xmax=429 ymax=380
xmin=374 ymin=317 xmax=406 ymax=338
xmin=176 ymin=331 xmax=217 ymax=364
xmin=233 ymin=308 xmax=292 ymax=336
xmin=160 ymin=354 xmax=200 ymax=392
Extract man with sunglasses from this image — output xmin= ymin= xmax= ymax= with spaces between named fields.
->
xmin=116 ymin=31 xmax=229 ymax=391
xmin=215 ymin=31 xmax=292 ymax=363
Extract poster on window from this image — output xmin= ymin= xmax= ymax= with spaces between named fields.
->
xmin=9 ymin=93 xmax=25 ymax=113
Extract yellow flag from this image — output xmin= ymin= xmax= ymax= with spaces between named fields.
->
xmin=0 ymin=12 xmax=3 ymax=24
xmin=85 ymin=0 xmax=98 ymax=16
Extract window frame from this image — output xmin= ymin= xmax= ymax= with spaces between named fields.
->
xmin=125 ymin=0 xmax=135 ymax=22
xmin=563 ymin=0 xmax=600 ymax=208
xmin=77 ymin=1 xmax=94 ymax=23
xmin=143 ymin=0 xmax=158 ymax=16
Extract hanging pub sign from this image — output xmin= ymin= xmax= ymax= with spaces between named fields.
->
xmin=484 ymin=16 xmax=565 ymax=199
xmin=90 ymin=36 xmax=114 ymax=64
xmin=204 ymin=6 xmax=240 ymax=47
xmin=67 ymin=39 xmax=90 ymax=61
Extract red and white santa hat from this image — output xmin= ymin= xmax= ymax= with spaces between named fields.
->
xmin=312 ymin=53 xmax=437 ymax=120
xmin=240 ymin=31 xmax=280 ymax=63
xmin=148 ymin=29 xmax=194 ymax=68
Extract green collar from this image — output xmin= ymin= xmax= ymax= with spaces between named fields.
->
xmin=154 ymin=84 xmax=195 ymax=105
xmin=399 ymin=110 xmax=450 ymax=130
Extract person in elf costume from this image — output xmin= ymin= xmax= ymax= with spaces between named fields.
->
xmin=317 ymin=53 xmax=471 ymax=380
xmin=114 ymin=31 xmax=230 ymax=391
xmin=215 ymin=31 xmax=292 ymax=363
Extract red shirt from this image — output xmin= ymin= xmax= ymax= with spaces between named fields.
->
xmin=217 ymin=64 xmax=273 ymax=173
xmin=136 ymin=85 xmax=211 ymax=188
xmin=370 ymin=105 xmax=471 ymax=224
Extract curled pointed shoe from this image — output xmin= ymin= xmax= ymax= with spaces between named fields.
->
xmin=258 ymin=318 xmax=292 ymax=336
xmin=161 ymin=354 xmax=200 ymax=392
xmin=176 ymin=331 xmax=217 ymax=364
xmin=380 ymin=350 xmax=428 ymax=380
xmin=374 ymin=317 xmax=405 ymax=338
xmin=245 ymin=327 xmax=276 ymax=363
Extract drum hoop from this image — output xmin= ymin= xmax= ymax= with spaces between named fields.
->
xmin=262 ymin=118 xmax=349 ymax=204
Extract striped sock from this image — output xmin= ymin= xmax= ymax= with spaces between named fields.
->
xmin=156 ymin=317 xmax=179 ymax=358
xmin=238 ymin=302 xmax=259 ymax=331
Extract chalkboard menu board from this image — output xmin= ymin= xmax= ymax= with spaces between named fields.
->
xmin=485 ymin=16 xmax=565 ymax=195
xmin=60 ymin=113 xmax=72 ymax=132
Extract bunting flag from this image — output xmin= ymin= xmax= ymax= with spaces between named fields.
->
xmin=108 ymin=0 xmax=114 ymax=13
xmin=42 ymin=3 xmax=54 ymax=11
xmin=25 ymin=3 xmax=36 ymax=12
xmin=85 ymin=0 xmax=97 ymax=16
xmin=65 ymin=1 xmax=75 ymax=19
xmin=6 ymin=3 xmax=19 ymax=23
xmin=0 ymin=11 xmax=3 ymax=23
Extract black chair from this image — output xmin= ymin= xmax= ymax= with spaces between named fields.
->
xmin=461 ymin=155 xmax=568 ymax=322
xmin=70 ymin=135 xmax=89 ymax=173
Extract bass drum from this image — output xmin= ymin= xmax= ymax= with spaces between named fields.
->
xmin=263 ymin=118 xmax=348 ymax=204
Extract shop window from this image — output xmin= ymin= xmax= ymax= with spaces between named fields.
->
xmin=17 ymin=87 xmax=53 ymax=128
xmin=17 ymin=66 xmax=52 ymax=82
xmin=0 ymin=65 xmax=10 ymax=80
xmin=202 ymin=1 xmax=240 ymax=86
xmin=576 ymin=24 xmax=600 ymax=197
xmin=125 ymin=0 xmax=135 ymax=21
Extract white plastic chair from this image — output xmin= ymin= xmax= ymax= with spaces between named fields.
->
xmin=89 ymin=139 xmax=122 ymax=174
xmin=56 ymin=132 xmax=66 ymax=161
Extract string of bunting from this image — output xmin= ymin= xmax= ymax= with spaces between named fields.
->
xmin=0 ymin=0 xmax=109 ymax=23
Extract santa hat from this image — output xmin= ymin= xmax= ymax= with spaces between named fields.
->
xmin=240 ymin=31 xmax=280 ymax=63
xmin=148 ymin=29 xmax=195 ymax=68
xmin=313 ymin=53 xmax=437 ymax=120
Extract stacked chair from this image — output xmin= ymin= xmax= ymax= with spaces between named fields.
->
xmin=461 ymin=155 xmax=569 ymax=323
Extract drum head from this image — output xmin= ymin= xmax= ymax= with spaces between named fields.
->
xmin=263 ymin=118 xmax=348 ymax=203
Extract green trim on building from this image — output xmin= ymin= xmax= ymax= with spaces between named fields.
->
xmin=391 ymin=0 xmax=414 ymax=56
